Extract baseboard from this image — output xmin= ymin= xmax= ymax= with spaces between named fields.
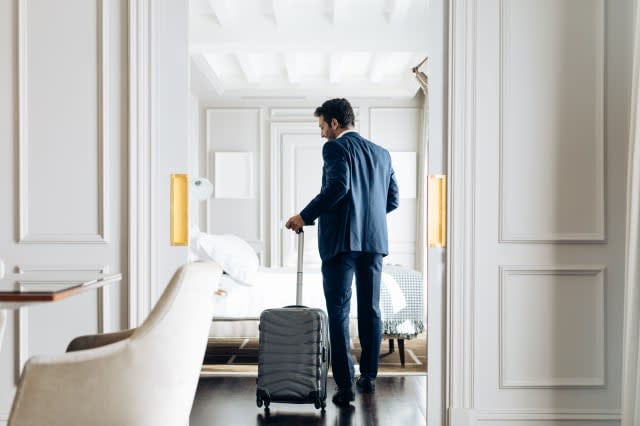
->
xmin=475 ymin=409 xmax=620 ymax=422
xmin=449 ymin=408 xmax=621 ymax=425
xmin=449 ymin=408 xmax=475 ymax=426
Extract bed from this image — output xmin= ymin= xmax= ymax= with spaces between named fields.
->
xmin=190 ymin=229 xmax=425 ymax=364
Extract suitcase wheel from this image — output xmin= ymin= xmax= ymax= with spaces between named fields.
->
xmin=256 ymin=396 xmax=270 ymax=409
xmin=314 ymin=399 xmax=326 ymax=410
xmin=256 ymin=390 xmax=270 ymax=409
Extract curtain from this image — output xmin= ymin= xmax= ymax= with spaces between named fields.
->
xmin=622 ymin=1 xmax=640 ymax=424
xmin=416 ymin=88 xmax=429 ymax=273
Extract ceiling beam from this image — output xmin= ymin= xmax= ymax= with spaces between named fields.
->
xmin=266 ymin=0 xmax=284 ymax=25
xmin=283 ymin=54 xmax=299 ymax=83
xmin=207 ymin=0 xmax=234 ymax=26
xmin=207 ymin=84 xmax=419 ymax=100
xmin=330 ymin=0 xmax=350 ymax=25
xmin=329 ymin=54 xmax=344 ymax=83
xmin=235 ymin=53 xmax=260 ymax=84
xmin=386 ymin=0 xmax=413 ymax=24
xmin=192 ymin=54 xmax=224 ymax=95
xmin=369 ymin=53 xmax=386 ymax=82
xmin=190 ymin=20 xmax=428 ymax=53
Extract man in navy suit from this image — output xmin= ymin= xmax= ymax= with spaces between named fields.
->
xmin=286 ymin=98 xmax=399 ymax=407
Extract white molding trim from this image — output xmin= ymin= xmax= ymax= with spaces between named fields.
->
xmin=191 ymin=53 xmax=225 ymax=95
xmin=498 ymin=0 xmax=606 ymax=243
xmin=450 ymin=408 xmax=621 ymax=424
xmin=205 ymin=110 xmax=212 ymax=233
xmin=258 ymin=108 xmax=266 ymax=265
xmin=269 ymin=121 xmax=319 ymax=267
xmin=18 ymin=0 xmax=108 ymax=244
xmin=448 ymin=0 xmax=477 ymax=414
xmin=16 ymin=265 xmax=110 ymax=378
xmin=498 ymin=265 xmax=606 ymax=388
xmin=474 ymin=409 xmax=621 ymax=422
xmin=270 ymin=108 xmax=315 ymax=121
xmin=128 ymin=0 xmax=154 ymax=327
xmin=270 ymin=107 xmax=360 ymax=122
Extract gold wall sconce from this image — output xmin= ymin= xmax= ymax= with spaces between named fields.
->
xmin=428 ymin=175 xmax=447 ymax=248
xmin=170 ymin=174 xmax=189 ymax=246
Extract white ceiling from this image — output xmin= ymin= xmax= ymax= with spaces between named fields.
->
xmin=189 ymin=0 xmax=429 ymax=99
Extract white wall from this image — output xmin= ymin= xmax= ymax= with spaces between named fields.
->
xmin=153 ymin=0 xmax=190 ymax=303
xmin=448 ymin=0 xmax=632 ymax=424
xmin=0 ymin=0 xmax=128 ymax=419
xmin=426 ymin=0 xmax=449 ymax=425
xmin=191 ymin=96 xmax=424 ymax=268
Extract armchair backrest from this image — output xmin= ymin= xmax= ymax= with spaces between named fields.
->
xmin=8 ymin=261 xmax=222 ymax=426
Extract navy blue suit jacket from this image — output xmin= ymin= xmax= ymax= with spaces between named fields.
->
xmin=300 ymin=131 xmax=399 ymax=261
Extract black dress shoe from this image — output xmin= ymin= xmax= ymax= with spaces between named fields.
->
xmin=332 ymin=387 xmax=355 ymax=407
xmin=356 ymin=376 xmax=376 ymax=393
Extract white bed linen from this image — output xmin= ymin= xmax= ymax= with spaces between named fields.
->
xmin=209 ymin=267 xmax=325 ymax=338
xmin=209 ymin=267 xmax=407 ymax=338
xmin=212 ymin=267 xmax=330 ymax=319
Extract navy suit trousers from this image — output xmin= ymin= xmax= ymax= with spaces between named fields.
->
xmin=321 ymin=252 xmax=383 ymax=389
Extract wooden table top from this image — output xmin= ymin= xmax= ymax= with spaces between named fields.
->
xmin=0 ymin=272 xmax=122 ymax=306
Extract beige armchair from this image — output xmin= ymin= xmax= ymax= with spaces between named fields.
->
xmin=8 ymin=261 xmax=222 ymax=426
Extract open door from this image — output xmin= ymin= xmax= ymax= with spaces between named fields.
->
xmin=447 ymin=0 xmax=632 ymax=424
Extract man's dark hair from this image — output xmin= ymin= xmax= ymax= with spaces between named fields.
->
xmin=314 ymin=98 xmax=355 ymax=128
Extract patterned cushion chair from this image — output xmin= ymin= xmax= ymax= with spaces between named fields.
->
xmin=380 ymin=264 xmax=425 ymax=367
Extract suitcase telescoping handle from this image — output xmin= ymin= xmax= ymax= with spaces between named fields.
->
xmin=296 ymin=229 xmax=304 ymax=305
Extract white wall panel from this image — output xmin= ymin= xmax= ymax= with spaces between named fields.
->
xmin=270 ymin=121 xmax=322 ymax=267
xmin=450 ymin=0 xmax=630 ymax=419
xmin=369 ymin=107 xmax=421 ymax=151
xmin=0 ymin=0 xmax=128 ymax=418
xmin=19 ymin=0 xmax=108 ymax=243
xmin=386 ymin=198 xmax=417 ymax=266
xmin=200 ymin=101 xmax=422 ymax=269
xmin=206 ymin=108 xmax=262 ymax=245
xmin=370 ymin=107 xmax=420 ymax=268
xmin=281 ymin=136 xmax=323 ymax=266
xmin=500 ymin=266 xmax=605 ymax=388
xmin=500 ymin=0 xmax=605 ymax=242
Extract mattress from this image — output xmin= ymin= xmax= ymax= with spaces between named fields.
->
xmin=212 ymin=267 xmax=329 ymax=319
xmin=210 ymin=267 xmax=327 ymax=338
xmin=209 ymin=265 xmax=424 ymax=338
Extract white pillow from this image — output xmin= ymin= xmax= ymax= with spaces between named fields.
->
xmin=190 ymin=229 xmax=259 ymax=286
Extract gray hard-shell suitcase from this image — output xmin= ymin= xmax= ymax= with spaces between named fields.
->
xmin=256 ymin=230 xmax=330 ymax=410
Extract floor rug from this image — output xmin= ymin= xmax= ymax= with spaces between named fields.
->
xmin=201 ymin=334 xmax=426 ymax=377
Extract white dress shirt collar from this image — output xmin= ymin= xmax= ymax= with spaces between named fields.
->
xmin=336 ymin=129 xmax=358 ymax=139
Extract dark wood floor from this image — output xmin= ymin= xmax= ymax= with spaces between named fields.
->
xmin=190 ymin=375 xmax=426 ymax=426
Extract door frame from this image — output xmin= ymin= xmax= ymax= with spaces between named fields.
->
xmin=131 ymin=1 xmax=454 ymax=425
xmin=446 ymin=0 xmax=487 ymax=422
xmin=127 ymin=0 xmax=154 ymax=328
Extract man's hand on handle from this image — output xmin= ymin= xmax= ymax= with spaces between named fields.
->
xmin=285 ymin=214 xmax=305 ymax=234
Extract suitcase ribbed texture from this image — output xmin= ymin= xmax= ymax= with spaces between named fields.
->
xmin=257 ymin=307 xmax=329 ymax=407
xmin=256 ymin=230 xmax=329 ymax=410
